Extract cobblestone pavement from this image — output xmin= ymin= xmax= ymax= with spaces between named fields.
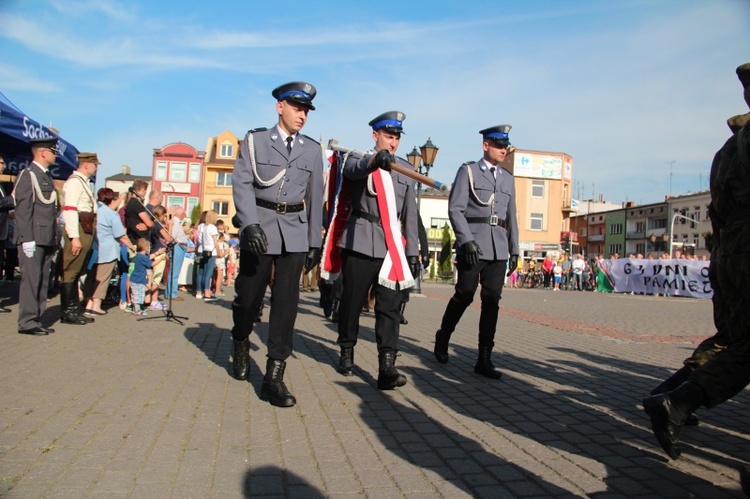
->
xmin=1 ymin=280 xmax=748 ymax=498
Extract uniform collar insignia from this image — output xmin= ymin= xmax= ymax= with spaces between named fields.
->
xmin=298 ymin=137 xmax=304 ymax=145
xmin=271 ymin=134 xmax=278 ymax=141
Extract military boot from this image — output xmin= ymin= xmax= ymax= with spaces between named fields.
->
xmin=71 ymin=283 xmax=94 ymax=323
xmin=434 ymin=329 xmax=451 ymax=364
xmin=377 ymin=350 xmax=406 ymax=390
xmin=60 ymin=283 xmax=90 ymax=325
xmin=474 ymin=346 xmax=502 ymax=379
xmin=260 ymin=359 xmax=296 ymax=407
xmin=399 ymin=301 xmax=408 ymax=325
xmin=650 ymin=366 xmax=699 ymax=426
xmin=338 ymin=347 xmax=354 ymax=376
xmin=642 ymin=380 xmax=705 ymax=460
xmin=232 ymin=337 xmax=251 ymax=380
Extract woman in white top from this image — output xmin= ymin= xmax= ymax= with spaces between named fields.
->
xmin=196 ymin=210 xmax=221 ymax=301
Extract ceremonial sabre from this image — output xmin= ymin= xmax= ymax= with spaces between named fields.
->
xmin=328 ymin=139 xmax=451 ymax=193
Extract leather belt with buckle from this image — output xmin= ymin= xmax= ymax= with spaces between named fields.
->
xmin=352 ymin=210 xmax=382 ymax=226
xmin=256 ymin=199 xmax=304 ymax=214
xmin=466 ymin=216 xmax=507 ymax=228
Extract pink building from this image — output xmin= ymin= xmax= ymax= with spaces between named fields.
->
xmin=151 ymin=142 xmax=205 ymax=215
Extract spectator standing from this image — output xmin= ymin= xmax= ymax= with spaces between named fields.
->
xmin=213 ymin=220 xmax=228 ymax=297
xmin=59 ymin=152 xmax=100 ymax=325
xmin=3 ymin=214 xmax=17 ymax=283
xmin=14 ymin=137 xmax=60 ymax=335
xmin=553 ymin=260 xmax=562 ymax=291
xmin=541 ymin=254 xmax=554 ymax=290
xmin=83 ymin=189 xmax=136 ymax=315
xmin=196 ymin=210 xmax=221 ymax=301
xmin=129 ymin=238 xmax=152 ymax=316
xmin=0 ymin=157 xmax=15 ymax=313
xmin=571 ymin=254 xmax=585 ymax=291
xmin=560 ymin=253 xmax=571 ymax=290
xmin=166 ymin=206 xmax=189 ymax=302
xmin=146 ymin=205 xmax=169 ymax=309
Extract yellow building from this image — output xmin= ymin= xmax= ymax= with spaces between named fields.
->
xmin=202 ymin=130 xmax=241 ymax=233
xmin=500 ymin=148 xmax=574 ymax=260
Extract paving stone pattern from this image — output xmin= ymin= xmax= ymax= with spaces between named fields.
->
xmin=0 ymin=281 xmax=748 ymax=497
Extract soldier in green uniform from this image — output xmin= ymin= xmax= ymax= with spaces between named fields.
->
xmin=643 ymin=62 xmax=750 ymax=460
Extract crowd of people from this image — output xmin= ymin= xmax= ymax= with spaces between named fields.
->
xmin=0 ymin=153 xmax=240 ymax=329
xmin=505 ymin=250 xmax=709 ymax=292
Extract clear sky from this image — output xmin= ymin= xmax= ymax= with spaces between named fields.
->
xmin=2 ymin=0 xmax=748 ymax=205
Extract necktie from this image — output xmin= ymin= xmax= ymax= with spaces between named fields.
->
xmin=286 ymin=136 xmax=293 ymax=155
xmin=490 ymin=167 xmax=496 ymax=178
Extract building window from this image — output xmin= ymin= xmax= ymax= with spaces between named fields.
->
xmin=430 ymin=217 xmax=449 ymax=228
xmin=636 ymin=221 xmax=645 ymax=232
xmin=170 ymin=162 xmax=187 ymax=182
xmin=212 ymin=201 xmax=229 ymax=215
xmin=217 ymin=172 xmax=233 ymax=187
xmin=608 ymin=243 xmax=622 ymax=255
xmin=530 ymin=212 xmax=543 ymax=231
xmin=693 ymin=209 xmax=701 ymax=222
xmin=610 ymin=223 xmax=623 ymax=235
xmin=636 ymin=243 xmax=645 ymax=254
xmin=220 ymin=143 xmax=234 ymax=158
xmin=531 ymin=180 xmax=544 ymax=198
xmin=693 ymin=234 xmax=700 ymax=247
xmin=579 ymin=227 xmax=587 ymax=237
xmin=155 ymin=161 xmax=167 ymax=181
xmin=186 ymin=197 xmax=199 ymax=216
xmin=167 ymin=196 xmax=184 ymax=209
xmin=189 ymin=163 xmax=201 ymax=183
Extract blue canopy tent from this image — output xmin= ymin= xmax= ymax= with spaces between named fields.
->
xmin=0 ymin=91 xmax=80 ymax=180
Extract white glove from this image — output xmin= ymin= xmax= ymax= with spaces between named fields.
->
xmin=22 ymin=241 xmax=36 ymax=258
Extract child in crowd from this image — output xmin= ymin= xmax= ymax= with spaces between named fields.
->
xmin=148 ymin=205 xmax=169 ymax=310
xmin=226 ymin=243 xmax=237 ymax=286
xmin=130 ymin=238 xmax=153 ymax=316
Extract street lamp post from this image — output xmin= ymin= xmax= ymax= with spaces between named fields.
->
xmin=407 ymin=139 xmax=438 ymax=294
xmin=668 ymin=213 xmax=698 ymax=257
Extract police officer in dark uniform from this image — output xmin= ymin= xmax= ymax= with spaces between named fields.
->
xmin=335 ymin=111 xmax=420 ymax=390
xmin=643 ymin=63 xmax=750 ymax=460
xmin=231 ymin=81 xmax=324 ymax=407
xmin=434 ymin=125 xmax=519 ymax=378
xmin=14 ymin=137 xmax=61 ymax=335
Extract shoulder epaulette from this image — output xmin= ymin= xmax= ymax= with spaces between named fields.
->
xmin=247 ymin=127 xmax=267 ymax=134
xmin=300 ymin=133 xmax=320 ymax=145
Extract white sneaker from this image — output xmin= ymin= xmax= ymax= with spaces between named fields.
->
xmin=195 ymin=293 xmax=203 ymax=299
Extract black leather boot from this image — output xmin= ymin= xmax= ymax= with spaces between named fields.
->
xmin=399 ymin=302 xmax=408 ymax=325
xmin=330 ymin=299 xmax=340 ymax=323
xmin=260 ymin=359 xmax=296 ymax=407
xmin=232 ymin=337 xmax=251 ymax=380
xmin=650 ymin=366 xmax=699 ymax=426
xmin=71 ymin=283 xmax=94 ymax=323
xmin=474 ymin=346 xmax=502 ymax=379
xmin=642 ymin=380 xmax=705 ymax=460
xmin=434 ymin=329 xmax=451 ymax=364
xmin=338 ymin=347 xmax=354 ymax=376
xmin=60 ymin=283 xmax=89 ymax=325
xmin=377 ymin=350 xmax=406 ymax=390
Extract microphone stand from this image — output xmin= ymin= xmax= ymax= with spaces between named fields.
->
xmin=128 ymin=190 xmax=188 ymax=325
xmin=139 ymin=240 xmax=188 ymax=325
